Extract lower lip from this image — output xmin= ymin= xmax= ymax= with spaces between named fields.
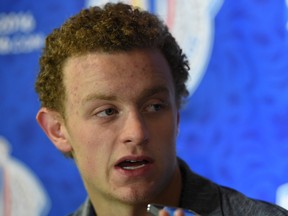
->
xmin=115 ymin=162 xmax=154 ymax=177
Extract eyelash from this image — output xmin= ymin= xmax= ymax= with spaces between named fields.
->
xmin=144 ymin=103 xmax=166 ymax=112
xmin=96 ymin=108 xmax=118 ymax=117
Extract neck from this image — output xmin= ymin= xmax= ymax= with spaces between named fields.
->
xmin=90 ymin=165 xmax=182 ymax=216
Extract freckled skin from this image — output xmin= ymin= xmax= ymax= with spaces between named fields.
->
xmin=59 ymin=49 xmax=182 ymax=215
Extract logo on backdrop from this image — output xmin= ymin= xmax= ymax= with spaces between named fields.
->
xmin=276 ymin=183 xmax=288 ymax=210
xmin=0 ymin=11 xmax=45 ymax=55
xmin=85 ymin=0 xmax=223 ymax=95
xmin=0 ymin=136 xmax=50 ymax=216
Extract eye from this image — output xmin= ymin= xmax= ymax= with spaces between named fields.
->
xmin=96 ymin=108 xmax=118 ymax=117
xmin=145 ymin=103 xmax=165 ymax=112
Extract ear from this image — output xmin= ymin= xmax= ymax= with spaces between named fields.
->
xmin=36 ymin=107 xmax=72 ymax=154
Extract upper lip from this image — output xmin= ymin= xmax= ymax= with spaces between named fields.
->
xmin=114 ymin=155 xmax=154 ymax=167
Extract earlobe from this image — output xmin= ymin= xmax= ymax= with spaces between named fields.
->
xmin=36 ymin=107 xmax=72 ymax=154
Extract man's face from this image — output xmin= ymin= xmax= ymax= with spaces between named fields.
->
xmin=62 ymin=49 xmax=179 ymax=205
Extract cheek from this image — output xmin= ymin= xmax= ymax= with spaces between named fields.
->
xmin=150 ymin=115 xmax=178 ymax=151
xmin=72 ymin=131 xmax=112 ymax=185
xmin=69 ymin=126 xmax=108 ymax=168
xmin=157 ymin=113 xmax=178 ymax=137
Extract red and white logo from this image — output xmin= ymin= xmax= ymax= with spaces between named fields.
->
xmin=0 ymin=136 xmax=50 ymax=216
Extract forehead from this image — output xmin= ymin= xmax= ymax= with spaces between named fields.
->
xmin=64 ymin=49 xmax=169 ymax=74
xmin=62 ymin=49 xmax=174 ymax=104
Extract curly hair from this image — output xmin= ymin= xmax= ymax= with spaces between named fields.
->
xmin=35 ymin=2 xmax=190 ymax=117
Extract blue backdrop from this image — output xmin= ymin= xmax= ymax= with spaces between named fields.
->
xmin=0 ymin=0 xmax=288 ymax=215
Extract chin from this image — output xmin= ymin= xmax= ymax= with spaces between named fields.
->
xmin=114 ymin=184 xmax=160 ymax=205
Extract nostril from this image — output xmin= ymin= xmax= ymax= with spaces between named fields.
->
xmin=123 ymin=136 xmax=149 ymax=146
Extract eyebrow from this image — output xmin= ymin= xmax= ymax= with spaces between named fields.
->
xmin=82 ymin=93 xmax=117 ymax=105
xmin=140 ymin=86 xmax=170 ymax=100
xmin=82 ymin=86 xmax=170 ymax=105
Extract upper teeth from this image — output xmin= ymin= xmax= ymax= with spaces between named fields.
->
xmin=120 ymin=160 xmax=147 ymax=170
xmin=123 ymin=164 xmax=145 ymax=170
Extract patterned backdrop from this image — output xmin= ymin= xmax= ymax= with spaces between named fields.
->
xmin=0 ymin=0 xmax=288 ymax=215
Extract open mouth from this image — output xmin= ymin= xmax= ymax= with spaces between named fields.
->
xmin=117 ymin=160 xmax=150 ymax=170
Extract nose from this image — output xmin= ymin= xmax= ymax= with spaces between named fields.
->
xmin=120 ymin=110 xmax=149 ymax=146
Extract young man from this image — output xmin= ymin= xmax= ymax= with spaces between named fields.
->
xmin=35 ymin=3 xmax=288 ymax=216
